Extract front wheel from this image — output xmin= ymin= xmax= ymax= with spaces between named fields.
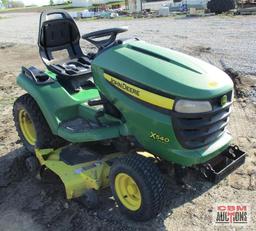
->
xmin=110 ymin=155 xmax=167 ymax=221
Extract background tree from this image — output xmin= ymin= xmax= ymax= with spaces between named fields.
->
xmin=2 ymin=0 xmax=9 ymax=7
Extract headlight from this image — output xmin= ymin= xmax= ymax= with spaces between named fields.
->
xmin=175 ymin=100 xmax=212 ymax=113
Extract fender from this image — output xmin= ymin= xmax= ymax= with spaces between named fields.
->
xmin=17 ymin=73 xmax=87 ymax=134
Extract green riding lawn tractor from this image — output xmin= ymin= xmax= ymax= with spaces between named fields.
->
xmin=13 ymin=10 xmax=245 ymax=221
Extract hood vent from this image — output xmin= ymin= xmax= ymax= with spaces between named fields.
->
xmin=127 ymin=45 xmax=202 ymax=74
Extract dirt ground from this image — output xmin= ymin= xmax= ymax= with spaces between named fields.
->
xmin=0 ymin=14 xmax=256 ymax=231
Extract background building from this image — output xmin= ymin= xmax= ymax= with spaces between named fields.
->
xmin=72 ymin=0 xmax=122 ymax=7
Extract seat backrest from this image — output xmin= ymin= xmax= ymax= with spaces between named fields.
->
xmin=38 ymin=10 xmax=83 ymax=64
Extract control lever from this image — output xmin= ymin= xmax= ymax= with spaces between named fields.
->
xmin=88 ymin=99 xmax=105 ymax=106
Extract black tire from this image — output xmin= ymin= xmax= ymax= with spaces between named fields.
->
xmin=207 ymin=0 xmax=235 ymax=14
xmin=110 ymin=155 xmax=167 ymax=221
xmin=78 ymin=189 xmax=99 ymax=209
xmin=13 ymin=94 xmax=67 ymax=153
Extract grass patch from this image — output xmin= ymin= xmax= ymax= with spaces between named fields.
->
xmin=79 ymin=16 xmax=133 ymax=22
xmin=78 ymin=17 xmax=98 ymax=22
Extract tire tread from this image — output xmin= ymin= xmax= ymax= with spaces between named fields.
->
xmin=13 ymin=94 xmax=66 ymax=152
xmin=110 ymin=154 xmax=167 ymax=221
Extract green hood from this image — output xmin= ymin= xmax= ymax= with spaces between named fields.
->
xmin=93 ymin=40 xmax=233 ymax=99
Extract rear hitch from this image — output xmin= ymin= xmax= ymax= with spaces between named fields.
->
xmin=199 ymin=145 xmax=246 ymax=183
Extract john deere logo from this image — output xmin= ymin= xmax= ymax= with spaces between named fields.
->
xmin=220 ymin=95 xmax=227 ymax=106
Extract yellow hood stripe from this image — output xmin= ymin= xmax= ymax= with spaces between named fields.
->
xmin=104 ymin=73 xmax=174 ymax=110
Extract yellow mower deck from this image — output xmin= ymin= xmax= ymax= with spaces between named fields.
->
xmin=35 ymin=146 xmax=124 ymax=199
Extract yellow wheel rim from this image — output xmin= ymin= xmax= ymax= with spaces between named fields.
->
xmin=114 ymin=173 xmax=142 ymax=211
xmin=18 ymin=109 xmax=36 ymax=145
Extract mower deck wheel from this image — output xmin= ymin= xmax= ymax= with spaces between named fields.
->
xmin=110 ymin=154 xmax=167 ymax=221
xmin=78 ymin=189 xmax=99 ymax=209
xmin=25 ymin=156 xmax=40 ymax=175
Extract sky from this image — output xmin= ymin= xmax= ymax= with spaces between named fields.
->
xmin=21 ymin=0 xmax=66 ymax=6
xmin=21 ymin=0 xmax=50 ymax=6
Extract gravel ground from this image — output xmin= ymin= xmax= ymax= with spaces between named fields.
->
xmin=0 ymin=13 xmax=255 ymax=231
xmin=0 ymin=13 xmax=256 ymax=74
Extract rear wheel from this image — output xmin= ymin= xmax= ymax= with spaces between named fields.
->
xmin=13 ymin=94 xmax=66 ymax=153
xmin=18 ymin=108 xmax=37 ymax=147
xmin=110 ymin=155 xmax=167 ymax=221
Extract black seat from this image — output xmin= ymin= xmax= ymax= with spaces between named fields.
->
xmin=38 ymin=10 xmax=92 ymax=92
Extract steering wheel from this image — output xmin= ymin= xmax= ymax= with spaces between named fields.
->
xmin=82 ymin=27 xmax=128 ymax=49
